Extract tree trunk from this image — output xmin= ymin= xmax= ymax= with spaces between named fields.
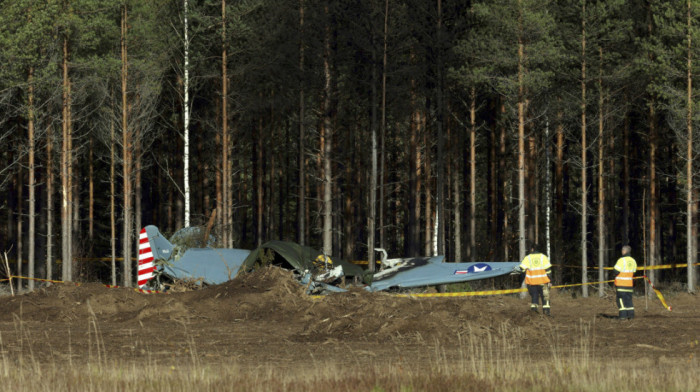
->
xmin=597 ymin=48 xmax=605 ymax=297
xmin=183 ymin=0 xmax=191 ymax=228
xmin=453 ymin=115 xmax=462 ymax=263
xmin=61 ymin=34 xmax=72 ymax=282
xmin=517 ymin=34 xmax=526 ymax=262
xmin=368 ymin=59 xmax=378 ymax=272
xmin=469 ymin=87 xmax=476 ymax=261
xmin=379 ymin=0 xmax=388 ymax=250
xmin=88 ymin=137 xmax=94 ymax=247
xmin=424 ymin=119 xmax=432 ymax=256
xmin=255 ymin=117 xmax=263 ymax=246
xmin=220 ymin=0 xmax=228 ymax=246
xmin=343 ymin=148 xmax=353 ymax=260
xmin=322 ymin=2 xmax=333 ymax=257
xmin=71 ymin=149 xmax=78 ymax=270
xmin=134 ymin=141 xmax=142 ymax=257
xmin=687 ymin=0 xmax=696 ymax=293
xmin=581 ymin=0 xmax=589 ymax=297
xmin=500 ymin=103 xmax=509 ymax=260
xmin=16 ymin=153 xmax=23 ymax=291
xmin=298 ymin=0 xmax=306 ymax=246
xmin=545 ymin=119 xmax=551 ymax=260
xmin=28 ymin=67 xmax=36 ymax=291
xmin=623 ymin=107 xmax=630 ymax=245
xmin=46 ymin=121 xmax=54 ymax=281
xmin=216 ymin=129 xmax=223 ymax=245
xmin=649 ymin=101 xmax=658 ymax=288
xmin=488 ymin=101 xmax=498 ymax=255
xmin=121 ymin=4 xmax=132 ymax=287
xmin=110 ymin=107 xmax=116 ymax=286
xmin=436 ymin=0 xmax=445 ymax=257
xmin=228 ymin=125 xmax=235 ymax=247
xmin=528 ymin=131 xmax=537 ymax=245
xmin=408 ymin=71 xmax=421 ymax=257
xmin=555 ymin=107 xmax=564 ymax=284
xmin=647 ymin=3 xmax=658 ymax=289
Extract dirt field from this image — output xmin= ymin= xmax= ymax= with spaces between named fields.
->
xmin=0 ymin=267 xmax=698 ymax=384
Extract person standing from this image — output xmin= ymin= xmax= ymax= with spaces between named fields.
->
xmin=613 ymin=245 xmax=637 ymax=320
xmin=513 ymin=244 xmax=552 ymax=315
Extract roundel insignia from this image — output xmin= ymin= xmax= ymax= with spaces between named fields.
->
xmin=467 ymin=263 xmax=492 ymax=273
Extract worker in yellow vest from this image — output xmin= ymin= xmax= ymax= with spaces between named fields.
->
xmin=613 ymin=245 xmax=637 ymax=320
xmin=513 ymin=244 xmax=552 ymax=315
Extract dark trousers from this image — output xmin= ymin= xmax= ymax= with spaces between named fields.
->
xmin=615 ymin=287 xmax=634 ymax=319
xmin=527 ymin=284 xmax=550 ymax=311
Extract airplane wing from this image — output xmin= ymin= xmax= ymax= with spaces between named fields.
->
xmin=367 ymin=256 xmax=519 ymax=292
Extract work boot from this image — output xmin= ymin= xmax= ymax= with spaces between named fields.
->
xmin=530 ymin=306 xmax=538 ymax=313
xmin=543 ymin=308 xmax=551 ymax=316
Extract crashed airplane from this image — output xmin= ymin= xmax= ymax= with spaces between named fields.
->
xmin=137 ymin=225 xmax=519 ymax=293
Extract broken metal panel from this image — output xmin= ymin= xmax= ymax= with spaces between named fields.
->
xmin=144 ymin=225 xmax=175 ymax=261
xmin=163 ymin=248 xmax=251 ymax=285
xmin=241 ymin=240 xmax=364 ymax=278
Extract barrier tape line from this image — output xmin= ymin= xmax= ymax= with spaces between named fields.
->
xmin=396 ymin=276 xmax=646 ymax=298
xmin=555 ymin=262 xmax=700 ymax=271
xmin=5 ymin=276 xmax=168 ymax=294
xmin=643 ymin=275 xmax=672 ymax=311
xmin=395 ymin=287 xmax=527 ymax=298
xmin=9 ymin=275 xmax=72 ymax=285
xmin=104 ymin=283 xmax=167 ymax=294
xmin=4 ymin=275 xmax=669 ymax=304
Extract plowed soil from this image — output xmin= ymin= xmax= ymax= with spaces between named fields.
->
xmin=0 ymin=267 xmax=698 ymax=368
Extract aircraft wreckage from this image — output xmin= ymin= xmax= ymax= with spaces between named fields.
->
xmin=137 ymin=225 xmax=519 ymax=293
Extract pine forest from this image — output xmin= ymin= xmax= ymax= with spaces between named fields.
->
xmin=1 ymin=0 xmax=699 ymax=294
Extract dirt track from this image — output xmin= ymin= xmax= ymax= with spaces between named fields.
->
xmin=0 ymin=268 xmax=698 ymax=368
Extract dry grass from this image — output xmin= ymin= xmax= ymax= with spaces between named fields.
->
xmin=0 ymin=315 xmax=697 ymax=392
xmin=0 ymin=355 xmax=696 ymax=392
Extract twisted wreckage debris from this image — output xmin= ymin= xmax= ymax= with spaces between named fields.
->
xmin=138 ymin=225 xmax=518 ymax=294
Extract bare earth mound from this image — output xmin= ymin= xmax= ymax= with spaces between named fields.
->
xmin=0 ymin=267 xmax=698 ymax=369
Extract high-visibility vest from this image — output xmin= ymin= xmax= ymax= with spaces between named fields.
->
xmin=520 ymin=253 xmax=551 ymax=285
xmin=614 ymin=256 xmax=637 ymax=287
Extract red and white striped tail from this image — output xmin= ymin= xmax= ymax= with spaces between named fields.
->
xmin=137 ymin=228 xmax=156 ymax=288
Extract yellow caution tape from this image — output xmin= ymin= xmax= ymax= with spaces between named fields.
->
xmin=133 ymin=288 xmax=168 ymax=294
xmin=9 ymin=275 xmax=71 ymax=284
xmin=556 ymin=262 xmax=700 ymax=271
xmin=637 ymin=263 xmax=699 ymax=271
xmin=396 ymin=276 xmax=646 ymax=298
xmin=75 ymin=257 xmax=125 ymax=263
xmin=643 ymin=275 xmax=672 ymax=311
xmin=350 ymin=260 xmax=382 ymax=265
xmin=7 ymin=276 xmax=167 ymax=294
xmin=396 ymin=287 xmax=527 ymax=298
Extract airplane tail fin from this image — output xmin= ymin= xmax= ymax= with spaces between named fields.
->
xmin=137 ymin=225 xmax=176 ymax=287
xmin=138 ymin=228 xmax=156 ymax=287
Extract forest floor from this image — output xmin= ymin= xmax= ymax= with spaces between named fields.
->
xmin=0 ymin=267 xmax=698 ymax=390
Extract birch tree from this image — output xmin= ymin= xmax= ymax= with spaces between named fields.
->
xmin=321 ymin=1 xmax=333 ymax=258
xmin=183 ymin=0 xmax=191 ymax=228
